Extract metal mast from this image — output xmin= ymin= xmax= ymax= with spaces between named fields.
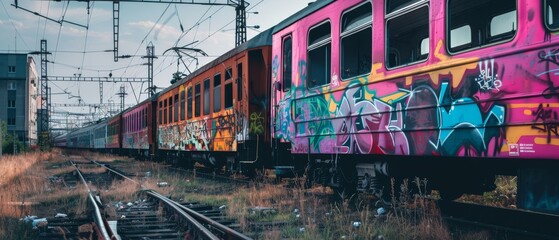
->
xmin=235 ymin=0 xmax=247 ymax=46
xmin=143 ymin=42 xmax=157 ymax=97
xmin=39 ymin=39 xmax=51 ymax=150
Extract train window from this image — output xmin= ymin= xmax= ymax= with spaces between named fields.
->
xmin=187 ymin=87 xmax=193 ymax=119
xmin=180 ymin=90 xmax=185 ymax=121
xmin=282 ymin=36 xmax=293 ymax=91
xmin=447 ymin=0 xmax=516 ymax=53
xmin=386 ymin=4 xmax=429 ymax=68
xmin=204 ymin=79 xmax=211 ymax=115
xmin=225 ymin=68 xmax=232 ymax=81
xmin=164 ymin=99 xmax=168 ymax=124
xmin=168 ymin=97 xmax=173 ymax=123
xmin=174 ymin=94 xmax=179 ymax=123
xmin=308 ymin=21 xmax=331 ymax=88
xmin=341 ymin=2 xmax=372 ymax=79
xmin=214 ymin=73 xmax=222 ymax=112
xmin=225 ymin=83 xmax=233 ymax=109
xmin=237 ymin=63 xmax=243 ymax=101
xmin=450 ymin=25 xmax=471 ymax=50
xmin=142 ymin=109 xmax=146 ymax=128
xmin=158 ymin=101 xmax=162 ymax=124
xmin=547 ymin=0 xmax=559 ymax=30
xmin=386 ymin=0 xmax=423 ymax=14
xmin=195 ymin=83 xmax=201 ymax=117
xmin=490 ymin=11 xmax=516 ymax=38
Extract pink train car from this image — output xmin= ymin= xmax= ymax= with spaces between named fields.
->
xmin=271 ymin=0 xmax=559 ymax=213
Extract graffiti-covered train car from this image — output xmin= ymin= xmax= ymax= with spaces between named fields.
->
xmin=271 ymin=0 xmax=559 ymax=213
xmin=106 ymin=113 xmax=122 ymax=153
xmin=156 ymin=28 xmax=273 ymax=174
xmin=122 ymin=94 xmax=158 ymax=159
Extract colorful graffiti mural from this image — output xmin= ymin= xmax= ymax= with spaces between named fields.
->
xmin=158 ymin=110 xmax=249 ymax=152
xmin=274 ymin=58 xmax=511 ymax=158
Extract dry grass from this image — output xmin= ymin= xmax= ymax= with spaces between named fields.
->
xmin=0 ymin=152 xmax=54 ymax=187
xmin=0 ymin=150 xmax=94 ymax=239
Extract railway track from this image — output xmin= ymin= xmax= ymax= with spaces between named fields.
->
xmin=92 ymin=160 xmax=253 ymax=240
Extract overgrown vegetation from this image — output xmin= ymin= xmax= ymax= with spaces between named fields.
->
xmin=0 ymin=121 xmax=27 ymax=155
xmin=0 ymin=150 xmax=515 ymax=239
xmin=0 ymin=150 xmax=90 ymax=239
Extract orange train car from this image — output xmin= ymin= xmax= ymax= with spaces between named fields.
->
xmin=156 ymin=28 xmax=273 ymax=174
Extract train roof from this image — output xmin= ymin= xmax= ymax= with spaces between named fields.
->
xmin=272 ymin=0 xmax=334 ymax=34
xmin=122 ymin=91 xmax=160 ymax=115
xmin=158 ymin=27 xmax=274 ymax=96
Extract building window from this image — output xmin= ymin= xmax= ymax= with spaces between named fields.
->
xmin=180 ymin=90 xmax=185 ymax=121
xmin=282 ymin=36 xmax=293 ymax=91
xmin=8 ymin=66 xmax=15 ymax=73
xmin=8 ymin=82 xmax=16 ymax=90
xmin=386 ymin=0 xmax=429 ymax=68
xmin=214 ymin=73 xmax=222 ymax=112
xmin=447 ymin=0 xmax=516 ymax=53
xmin=308 ymin=21 xmax=331 ymax=88
xmin=8 ymin=100 xmax=15 ymax=108
xmin=195 ymin=83 xmax=201 ymax=117
xmin=7 ymin=108 xmax=15 ymax=126
xmin=237 ymin=63 xmax=243 ymax=101
xmin=225 ymin=83 xmax=233 ymax=109
xmin=187 ymin=87 xmax=193 ymax=119
xmin=547 ymin=0 xmax=559 ymax=30
xmin=341 ymin=2 xmax=372 ymax=79
xmin=203 ymin=79 xmax=211 ymax=115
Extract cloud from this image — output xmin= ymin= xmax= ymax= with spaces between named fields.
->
xmin=128 ymin=20 xmax=182 ymax=41
xmin=0 ymin=19 xmax=24 ymax=29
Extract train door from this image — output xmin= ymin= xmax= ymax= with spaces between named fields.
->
xmin=272 ymin=35 xmax=298 ymax=176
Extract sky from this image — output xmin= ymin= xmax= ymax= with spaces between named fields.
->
xmin=0 ymin=0 xmax=312 ymax=129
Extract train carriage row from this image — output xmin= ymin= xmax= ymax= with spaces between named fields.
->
xmin=55 ymin=0 xmax=559 ymax=214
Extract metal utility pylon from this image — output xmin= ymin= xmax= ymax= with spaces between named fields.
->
xmin=113 ymin=1 xmax=120 ymax=62
xmin=39 ymin=40 xmax=51 ymax=150
xmin=117 ymin=85 xmax=127 ymax=112
xmin=143 ymin=42 xmax=157 ymax=97
xmin=235 ymin=0 xmax=247 ymax=46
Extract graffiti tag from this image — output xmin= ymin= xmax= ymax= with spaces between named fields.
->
xmin=531 ymin=103 xmax=559 ymax=143
xmin=475 ymin=59 xmax=502 ymax=91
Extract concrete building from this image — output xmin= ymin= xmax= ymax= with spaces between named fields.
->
xmin=0 ymin=53 xmax=38 ymax=147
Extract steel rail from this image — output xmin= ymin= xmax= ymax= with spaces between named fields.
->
xmin=146 ymin=191 xmax=220 ymax=240
xmin=93 ymin=160 xmax=235 ymax=240
xmin=175 ymin=200 xmax=253 ymax=240
xmin=71 ymin=161 xmax=112 ymax=240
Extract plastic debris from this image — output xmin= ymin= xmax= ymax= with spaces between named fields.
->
xmin=157 ymin=181 xmax=169 ymax=187
xmin=22 ymin=217 xmax=48 ymax=229
xmin=377 ymin=207 xmax=386 ymax=216
xmin=20 ymin=215 xmax=38 ymax=222
xmin=352 ymin=221 xmax=362 ymax=228
xmin=249 ymin=206 xmax=277 ymax=215
xmin=127 ymin=202 xmax=133 ymax=207
xmin=219 ymin=205 xmax=227 ymax=210
xmin=299 ymin=227 xmax=305 ymax=232
xmin=55 ymin=213 xmax=68 ymax=218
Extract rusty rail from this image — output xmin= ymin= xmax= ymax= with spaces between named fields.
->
xmin=93 ymin=160 xmax=244 ymax=239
